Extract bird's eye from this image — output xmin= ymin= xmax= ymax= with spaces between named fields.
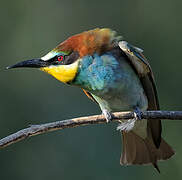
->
xmin=57 ymin=55 xmax=64 ymax=62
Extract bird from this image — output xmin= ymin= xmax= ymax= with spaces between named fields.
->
xmin=7 ymin=28 xmax=174 ymax=172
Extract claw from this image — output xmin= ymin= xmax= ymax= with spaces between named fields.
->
xmin=102 ymin=109 xmax=113 ymax=123
xmin=134 ymin=107 xmax=142 ymax=120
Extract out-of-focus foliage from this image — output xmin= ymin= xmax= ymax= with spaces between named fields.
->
xmin=0 ymin=0 xmax=182 ymax=179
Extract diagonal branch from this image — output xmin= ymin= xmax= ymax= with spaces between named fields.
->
xmin=0 ymin=110 xmax=182 ymax=149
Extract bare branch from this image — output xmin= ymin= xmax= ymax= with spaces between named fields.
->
xmin=0 ymin=110 xmax=182 ymax=149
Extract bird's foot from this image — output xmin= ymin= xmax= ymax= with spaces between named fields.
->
xmin=133 ymin=107 xmax=142 ymax=121
xmin=117 ymin=107 xmax=143 ymax=132
xmin=102 ymin=109 xmax=113 ymax=123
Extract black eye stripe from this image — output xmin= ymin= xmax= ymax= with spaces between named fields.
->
xmin=45 ymin=51 xmax=79 ymax=66
xmin=59 ymin=51 xmax=79 ymax=65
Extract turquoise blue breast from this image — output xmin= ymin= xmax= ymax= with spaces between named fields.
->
xmin=72 ymin=52 xmax=148 ymax=112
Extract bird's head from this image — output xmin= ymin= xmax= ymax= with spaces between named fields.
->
xmin=7 ymin=28 xmax=120 ymax=83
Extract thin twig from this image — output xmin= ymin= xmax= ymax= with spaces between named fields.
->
xmin=0 ymin=110 xmax=181 ymax=149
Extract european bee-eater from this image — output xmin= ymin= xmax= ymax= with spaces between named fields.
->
xmin=7 ymin=28 xmax=174 ymax=172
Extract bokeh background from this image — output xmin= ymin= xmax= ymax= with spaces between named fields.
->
xmin=0 ymin=0 xmax=182 ymax=179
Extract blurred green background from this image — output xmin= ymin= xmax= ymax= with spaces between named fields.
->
xmin=0 ymin=0 xmax=182 ymax=179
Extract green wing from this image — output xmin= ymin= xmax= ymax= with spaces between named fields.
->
xmin=119 ymin=41 xmax=161 ymax=148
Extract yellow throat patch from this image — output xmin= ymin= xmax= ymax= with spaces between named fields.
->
xmin=40 ymin=60 xmax=79 ymax=83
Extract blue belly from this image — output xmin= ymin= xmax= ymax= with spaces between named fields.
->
xmin=72 ymin=52 xmax=148 ymax=112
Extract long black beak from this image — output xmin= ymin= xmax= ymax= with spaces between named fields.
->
xmin=6 ymin=59 xmax=48 ymax=70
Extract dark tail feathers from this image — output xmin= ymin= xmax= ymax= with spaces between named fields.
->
xmin=120 ymin=131 xmax=175 ymax=173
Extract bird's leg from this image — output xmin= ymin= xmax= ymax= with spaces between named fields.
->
xmin=102 ymin=109 xmax=113 ymax=123
xmin=117 ymin=107 xmax=142 ymax=131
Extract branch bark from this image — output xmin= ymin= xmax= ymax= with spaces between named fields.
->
xmin=0 ymin=110 xmax=181 ymax=149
